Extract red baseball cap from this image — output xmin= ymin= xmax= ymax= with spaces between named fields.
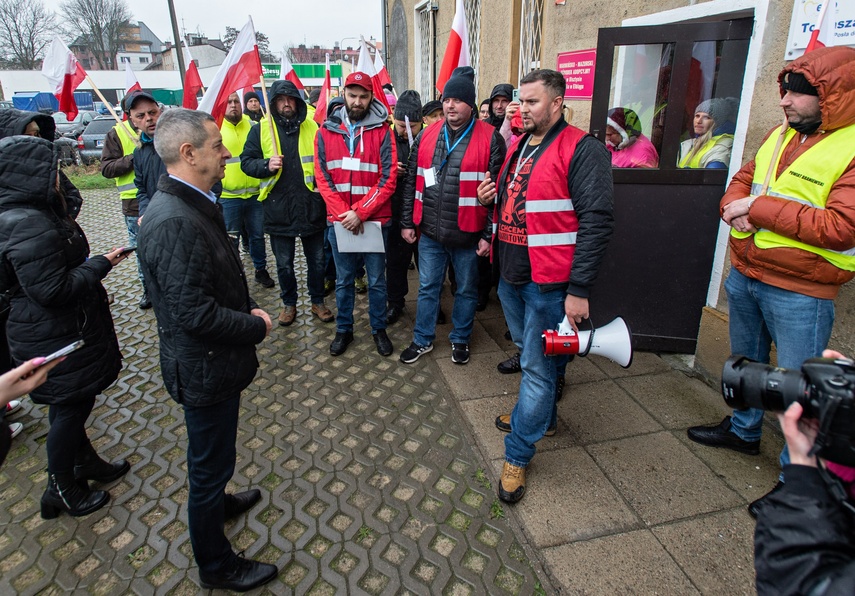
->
xmin=344 ymin=72 xmax=373 ymax=91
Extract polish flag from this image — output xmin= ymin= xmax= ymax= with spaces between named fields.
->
xmin=125 ymin=62 xmax=142 ymax=94
xmin=313 ymin=53 xmax=332 ymax=125
xmin=373 ymin=50 xmax=392 ymax=89
xmin=805 ymin=0 xmax=836 ymax=53
xmin=356 ymin=36 xmax=390 ymax=110
xmin=182 ymin=47 xmax=204 ymax=109
xmin=436 ymin=0 xmax=470 ymax=94
xmin=198 ymin=19 xmax=263 ymax=125
xmin=41 ymin=36 xmax=87 ymax=121
xmin=280 ymin=51 xmax=305 ymax=93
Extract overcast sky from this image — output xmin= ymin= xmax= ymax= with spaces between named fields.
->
xmin=44 ymin=0 xmax=382 ymax=58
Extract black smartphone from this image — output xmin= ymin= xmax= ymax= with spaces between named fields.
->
xmin=38 ymin=340 xmax=85 ymax=367
xmin=118 ymin=246 xmax=137 ymax=256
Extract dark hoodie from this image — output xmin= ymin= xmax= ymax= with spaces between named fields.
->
xmin=0 ymin=108 xmax=82 ymax=219
xmin=240 ymin=80 xmax=325 ymax=236
xmin=487 ymin=83 xmax=513 ymax=129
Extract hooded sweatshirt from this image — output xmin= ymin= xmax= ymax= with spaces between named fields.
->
xmin=721 ymin=45 xmax=855 ymax=299
xmin=240 ymin=80 xmax=325 ymax=237
xmin=487 ymin=83 xmax=514 ymax=129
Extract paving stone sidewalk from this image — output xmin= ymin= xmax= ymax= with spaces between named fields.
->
xmin=0 ymin=189 xmax=547 ymax=595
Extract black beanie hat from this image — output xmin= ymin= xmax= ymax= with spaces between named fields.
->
xmin=781 ymin=72 xmax=819 ymax=96
xmin=422 ymin=100 xmax=442 ymax=117
xmin=394 ymin=89 xmax=422 ymax=121
xmin=442 ymin=66 xmax=476 ymax=107
xmin=243 ymin=91 xmax=261 ymax=104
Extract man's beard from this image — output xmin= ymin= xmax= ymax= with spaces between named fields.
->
xmin=523 ymin=112 xmax=552 ymax=135
xmin=347 ymin=105 xmax=368 ymax=122
xmin=224 ymin=111 xmax=242 ymax=124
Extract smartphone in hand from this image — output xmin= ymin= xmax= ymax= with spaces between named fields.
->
xmin=118 ymin=247 xmax=137 ymax=257
xmin=38 ymin=340 xmax=85 ymax=367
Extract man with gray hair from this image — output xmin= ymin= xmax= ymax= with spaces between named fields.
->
xmin=137 ymin=108 xmax=277 ymax=592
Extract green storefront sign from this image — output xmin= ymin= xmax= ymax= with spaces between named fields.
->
xmin=261 ymin=63 xmax=343 ymax=80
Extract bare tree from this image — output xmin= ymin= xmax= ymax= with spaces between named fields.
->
xmin=0 ymin=0 xmax=56 ymax=69
xmin=60 ymin=0 xmax=132 ymax=69
xmin=223 ymin=26 xmax=276 ymax=62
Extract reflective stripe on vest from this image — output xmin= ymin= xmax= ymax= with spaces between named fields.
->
xmin=414 ymin=120 xmax=492 ymax=232
xmin=114 ymin=121 xmax=139 ymax=200
xmin=528 ymin=232 xmax=577 ymax=247
xmin=325 ymin=159 xmax=379 ymax=173
xmin=257 ymin=115 xmax=318 ymax=200
xmin=221 ymin=115 xmax=261 ymax=199
xmin=678 ymin=133 xmax=733 ymax=168
xmin=735 ymin=123 xmax=855 ymax=270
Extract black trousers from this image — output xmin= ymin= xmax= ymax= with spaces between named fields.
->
xmin=386 ymin=220 xmax=417 ymax=308
xmin=47 ymin=396 xmax=96 ymax=473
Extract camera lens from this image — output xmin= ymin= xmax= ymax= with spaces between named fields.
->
xmin=721 ymin=355 xmax=808 ymax=411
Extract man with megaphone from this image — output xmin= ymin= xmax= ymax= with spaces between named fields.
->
xmin=476 ymin=69 xmax=614 ymax=504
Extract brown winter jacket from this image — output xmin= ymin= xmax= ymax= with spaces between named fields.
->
xmin=721 ymin=46 xmax=855 ymax=299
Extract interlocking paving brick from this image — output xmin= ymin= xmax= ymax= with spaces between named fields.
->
xmin=0 ymin=189 xmax=544 ymax=594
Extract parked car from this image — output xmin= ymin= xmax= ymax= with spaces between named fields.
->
xmin=78 ymin=116 xmax=116 ymax=165
xmin=52 ymin=110 xmax=98 ymax=138
xmin=0 ymin=100 xmax=12 ymax=110
xmin=55 ymin=136 xmax=82 ymax=167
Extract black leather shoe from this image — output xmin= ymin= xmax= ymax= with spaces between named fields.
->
xmin=329 ymin=331 xmax=354 ymax=356
xmin=224 ymin=489 xmax=261 ymax=520
xmin=748 ymin=481 xmax=784 ymax=520
xmin=497 ymin=352 xmax=521 ymax=374
xmin=373 ymin=330 xmax=393 ymax=357
xmin=476 ymin=294 xmax=488 ymax=312
xmin=139 ymin=292 xmax=152 ymax=309
xmin=687 ymin=416 xmax=760 ymax=455
xmin=386 ymin=304 xmax=403 ymax=325
xmin=198 ymin=556 xmax=278 ymax=592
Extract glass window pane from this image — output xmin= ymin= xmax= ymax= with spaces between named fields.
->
xmin=677 ymin=41 xmax=740 ymax=170
xmin=605 ymin=43 xmax=673 ymax=169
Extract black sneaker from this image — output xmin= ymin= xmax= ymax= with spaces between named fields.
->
xmin=255 ymin=268 xmax=275 ymax=288
xmin=451 ymin=343 xmax=470 ymax=365
xmin=329 ymin=331 xmax=354 ymax=356
xmin=400 ymin=342 xmax=433 ymax=363
xmin=497 ymin=352 xmax=521 ymax=374
xmin=139 ymin=291 xmax=152 ymax=309
xmin=373 ymin=330 xmax=393 ymax=356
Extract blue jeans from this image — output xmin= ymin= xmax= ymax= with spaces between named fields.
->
xmin=183 ymin=395 xmax=240 ymax=573
xmin=725 ymin=269 xmax=834 ymax=468
xmin=328 ymin=224 xmax=388 ymax=333
xmin=269 ymin=231 xmax=325 ymax=306
xmin=324 ymin=226 xmax=336 ymax=283
xmin=498 ymin=279 xmax=566 ymax=467
xmin=125 ymin=215 xmax=143 ymax=282
xmin=413 ymin=234 xmax=479 ymax=346
xmin=219 ymin=196 xmax=266 ymax=271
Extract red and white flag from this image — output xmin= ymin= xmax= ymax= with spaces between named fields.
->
xmin=125 ymin=62 xmax=142 ymax=94
xmin=436 ymin=0 xmax=470 ymax=94
xmin=280 ymin=51 xmax=305 ymax=92
xmin=805 ymin=0 xmax=836 ymax=53
xmin=182 ymin=47 xmax=204 ymax=109
xmin=356 ymin=36 xmax=390 ymax=110
xmin=313 ymin=53 xmax=332 ymax=125
xmin=198 ymin=19 xmax=263 ymax=125
xmin=373 ymin=49 xmax=392 ymax=89
xmin=41 ymin=36 xmax=87 ymax=120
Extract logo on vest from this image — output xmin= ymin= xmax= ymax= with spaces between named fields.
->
xmin=787 ymin=170 xmax=825 ymax=187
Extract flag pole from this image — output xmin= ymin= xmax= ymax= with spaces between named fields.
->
xmin=85 ymin=74 xmax=140 ymax=146
xmin=257 ymin=76 xmax=280 ymax=156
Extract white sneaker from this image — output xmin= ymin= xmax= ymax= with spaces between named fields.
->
xmin=6 ymin=400 xmax=21 ymax=415
xmin=9 ymin=422 xmax=23 ymax=439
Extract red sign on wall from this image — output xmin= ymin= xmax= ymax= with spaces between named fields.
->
xmin=557 ymin=49 xmax=597 ymax=100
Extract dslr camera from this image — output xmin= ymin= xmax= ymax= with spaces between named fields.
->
xmin=721 ymin=355 xmax=855 ymax=466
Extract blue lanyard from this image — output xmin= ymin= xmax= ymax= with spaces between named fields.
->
xmin=437 ymin=118 xmax=475 ymax=173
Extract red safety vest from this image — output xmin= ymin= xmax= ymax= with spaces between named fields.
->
xmin=414 ymin=119 xmax=492 ymax=232
xmin=493 ymin=125 xmax=586 ymax=284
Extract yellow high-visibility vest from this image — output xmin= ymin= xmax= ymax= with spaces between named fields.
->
xmin=220 ymin=115 xmax=261 ymax=199
xmin=113 ymin=121 xmax=139 ymax=199
xmin=257 ymin=116 xmax=318 ymax=201
xmin=732 ymin=123 xmax=855 ymax=271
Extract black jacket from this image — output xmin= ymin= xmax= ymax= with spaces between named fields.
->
xmin=755 ymin=465 xmax=855 ymax=596
xmin=0 ymin=108 xmax=83 ymax=219
xmin=0 ymin=136 xmax=121 ymax=404
xmin=401 ymin=117 xmax=506 ymax=248
xmin=133 ymin=133 xmax=164 ymax=217
xmin=241 ymin=80 xmax=326 ymax=237
xmin=390 ymin=127 xmax=418 ymax=223
xmin=137 ymin=175 xmax=267 ymax=407
xmin=487 ymin=83 xmax=514 ymax=129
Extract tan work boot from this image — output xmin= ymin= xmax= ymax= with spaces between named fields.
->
xmin=498 ymin=461 xmax=526 ymax=503
xmin=311 ymin=303 xmax=334 ymax=323
xmin=278 ymin=305 xmax=297 ymax=327
xmin=494 ymin=414 xmax=556 ymax=437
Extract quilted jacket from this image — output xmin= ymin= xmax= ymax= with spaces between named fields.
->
xmin=721 ymin=46 xmax=855 ymax=299
xmin=0 ymin=136 xmax=121 ymax=405
xmin=401 ymin=115 xmax=506 ymax=247
xmin=137 ymin=175 xmax=266 ymax=407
